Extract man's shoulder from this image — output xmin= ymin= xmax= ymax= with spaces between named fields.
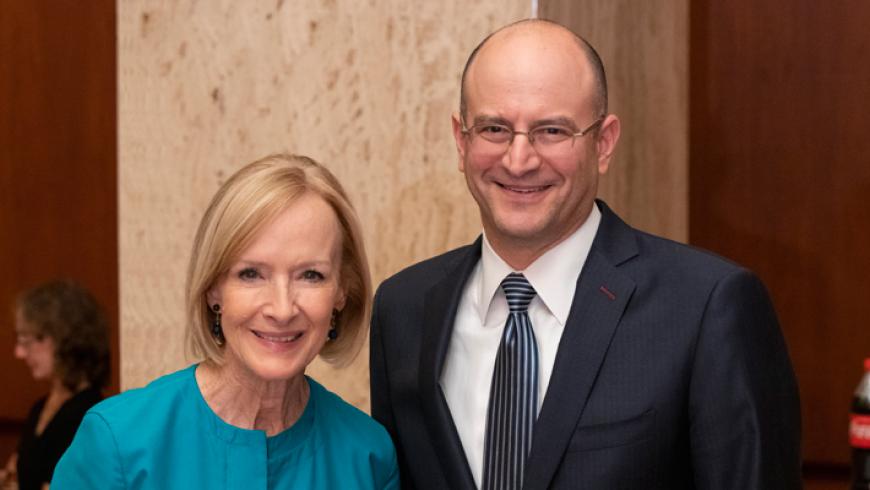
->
xmin=597 ymin=201 xmax=731 ymax=265
xmin=615 ymin=223 xmax=758 ymax=293
xmin=377 ymin=242 xmax=477 ymax=296
xmin=595 ymin=203 xmax=747 ymax=289
xmin=637 ymin=228 xmax=741 ymax=271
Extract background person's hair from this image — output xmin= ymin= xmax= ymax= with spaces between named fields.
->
xmin=185 ymin=153 xmax=372 ymax=366
xmin=16 ymin=280 xmax=110 ymax=390
xmin=459 ymin=18 xmax=608 ymax=120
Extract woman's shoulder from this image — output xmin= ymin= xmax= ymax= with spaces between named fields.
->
xmin=307 ymin=378 xmax=399 ymax=487
xmin=87 ymin=364 xmax=198 ymax=426
xmin=308 ymin=378 xmax=393 ymax=449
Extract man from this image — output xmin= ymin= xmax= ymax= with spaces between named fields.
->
xmin=370 ymin=19 xmax=801 ymax=489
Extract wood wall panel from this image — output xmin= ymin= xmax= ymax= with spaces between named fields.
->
xmin=540 ymin=0 xmax=689 ymax=242
xmin=118 ymin=1 xmax=532 ymax=410
xmin=690 ymin=0 xmax=870 ymax=472
xmin=0 ymin=0 xmax=117 ymax=461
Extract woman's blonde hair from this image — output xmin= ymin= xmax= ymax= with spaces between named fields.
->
xmin=185 ymin=154 xmax=371 ymax=366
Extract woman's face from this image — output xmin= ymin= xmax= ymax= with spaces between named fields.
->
xmin=207 ymin=192 xmax=346 ymax=384
xmin=14 ymin=312 xmax=56 ymax=381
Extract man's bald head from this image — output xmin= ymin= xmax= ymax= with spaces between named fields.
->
xmin=458 ymin=19 xmax=608 ymax=121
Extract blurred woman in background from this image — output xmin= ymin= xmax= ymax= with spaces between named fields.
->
xmin=0 ymin=280 xmax=110 ymax=490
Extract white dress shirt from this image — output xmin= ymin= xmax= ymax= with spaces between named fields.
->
xmin=440 ymin=204 xmax=601 ymax=488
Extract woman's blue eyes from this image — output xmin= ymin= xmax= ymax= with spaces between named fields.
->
xmin=238 ymin=268 xmax=261 ymax=280
xmin=236 ymin=268 xmax=325 ymax=281
xmin=302 ymin=270 xmax=325 ymax=281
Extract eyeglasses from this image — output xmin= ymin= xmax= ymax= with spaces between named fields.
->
xmin=461 ymin=116 xmax=604 ymax=156
xmin=15 ymin=332 xmax=41 ymax=348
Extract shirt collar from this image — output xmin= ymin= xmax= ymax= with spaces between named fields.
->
xmin=477 ymin=203 xmax=601 ymax=325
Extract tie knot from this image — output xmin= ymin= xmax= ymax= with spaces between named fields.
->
xmin=501 ymin=272 xmax=537 ymax=313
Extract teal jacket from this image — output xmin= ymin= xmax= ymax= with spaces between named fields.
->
xmin=52 ymin=365 xmax=399 ymax=489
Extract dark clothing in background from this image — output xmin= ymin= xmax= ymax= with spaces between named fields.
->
xmin=16 ymin=387 xmax=101 ymax=490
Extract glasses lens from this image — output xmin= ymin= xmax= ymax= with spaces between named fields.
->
xmin=474 ymin=125 xmax=513 ymax=144
xmin=16 ymin=333 xmax=36 ymax=347
xmin=531 ymin=126 xmax=574 ymax=145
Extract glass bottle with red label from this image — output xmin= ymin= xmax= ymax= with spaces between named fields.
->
xmin=851 ymin=358 xmax=870 ymax=489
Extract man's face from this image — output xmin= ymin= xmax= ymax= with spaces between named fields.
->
xmin=452 ymin=27 xmax=619 ymax=266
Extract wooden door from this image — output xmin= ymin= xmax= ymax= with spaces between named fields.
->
xmin=0 ymin=0 xmax=117 ymax=461
xmin=690 ymin=0 xmax=870 ymax=481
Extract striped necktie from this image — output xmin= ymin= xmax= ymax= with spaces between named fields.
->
xmin=482 ymin=272 xmax=539 ymax=490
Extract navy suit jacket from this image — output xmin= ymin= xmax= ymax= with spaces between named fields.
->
xmin=370 ymin=200 xmax=801 ymax=489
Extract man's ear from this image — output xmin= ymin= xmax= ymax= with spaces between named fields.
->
xmin=451 ymin=112 xmax=469 ymax=172
xmin=596 ymin=114 xmax=621 ymax=175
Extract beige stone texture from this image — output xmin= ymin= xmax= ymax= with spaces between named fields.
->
xmin=120 ymin=0 xmax=688 ymax=413
xmin=118 ymin=1 xmax=532 ymax=410
xmin=542 ymin=0 xmax=689 ymax=241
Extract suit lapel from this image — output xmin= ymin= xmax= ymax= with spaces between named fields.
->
xmin=524 ymin=201 xmax=639 ymax=490
xmin=418 ymin=238 xmax=481 ymax=490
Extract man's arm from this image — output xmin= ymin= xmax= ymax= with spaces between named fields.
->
xmin=688 ymin=268 xmax=801 ymax=489
xmin=369 ymin=286 xmax=414 ymax=490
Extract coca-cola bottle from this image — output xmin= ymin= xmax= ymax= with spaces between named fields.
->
xmin=851 ymin=358 xmax=870 ymax=489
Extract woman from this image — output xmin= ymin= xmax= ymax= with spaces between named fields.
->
xmin=1 ymin=280 xmax=110 ymax=490
xmin=52 ymin=154 xmax=398 ymax=489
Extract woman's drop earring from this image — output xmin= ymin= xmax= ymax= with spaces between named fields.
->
xmin=328 ymin=309 xmax=339 ymax=341
xmin=211 ymin=304 xmax=225 ymax=346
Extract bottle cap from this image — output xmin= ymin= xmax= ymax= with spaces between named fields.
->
xmin=865 ymin=358 xmax=870 ymax=371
